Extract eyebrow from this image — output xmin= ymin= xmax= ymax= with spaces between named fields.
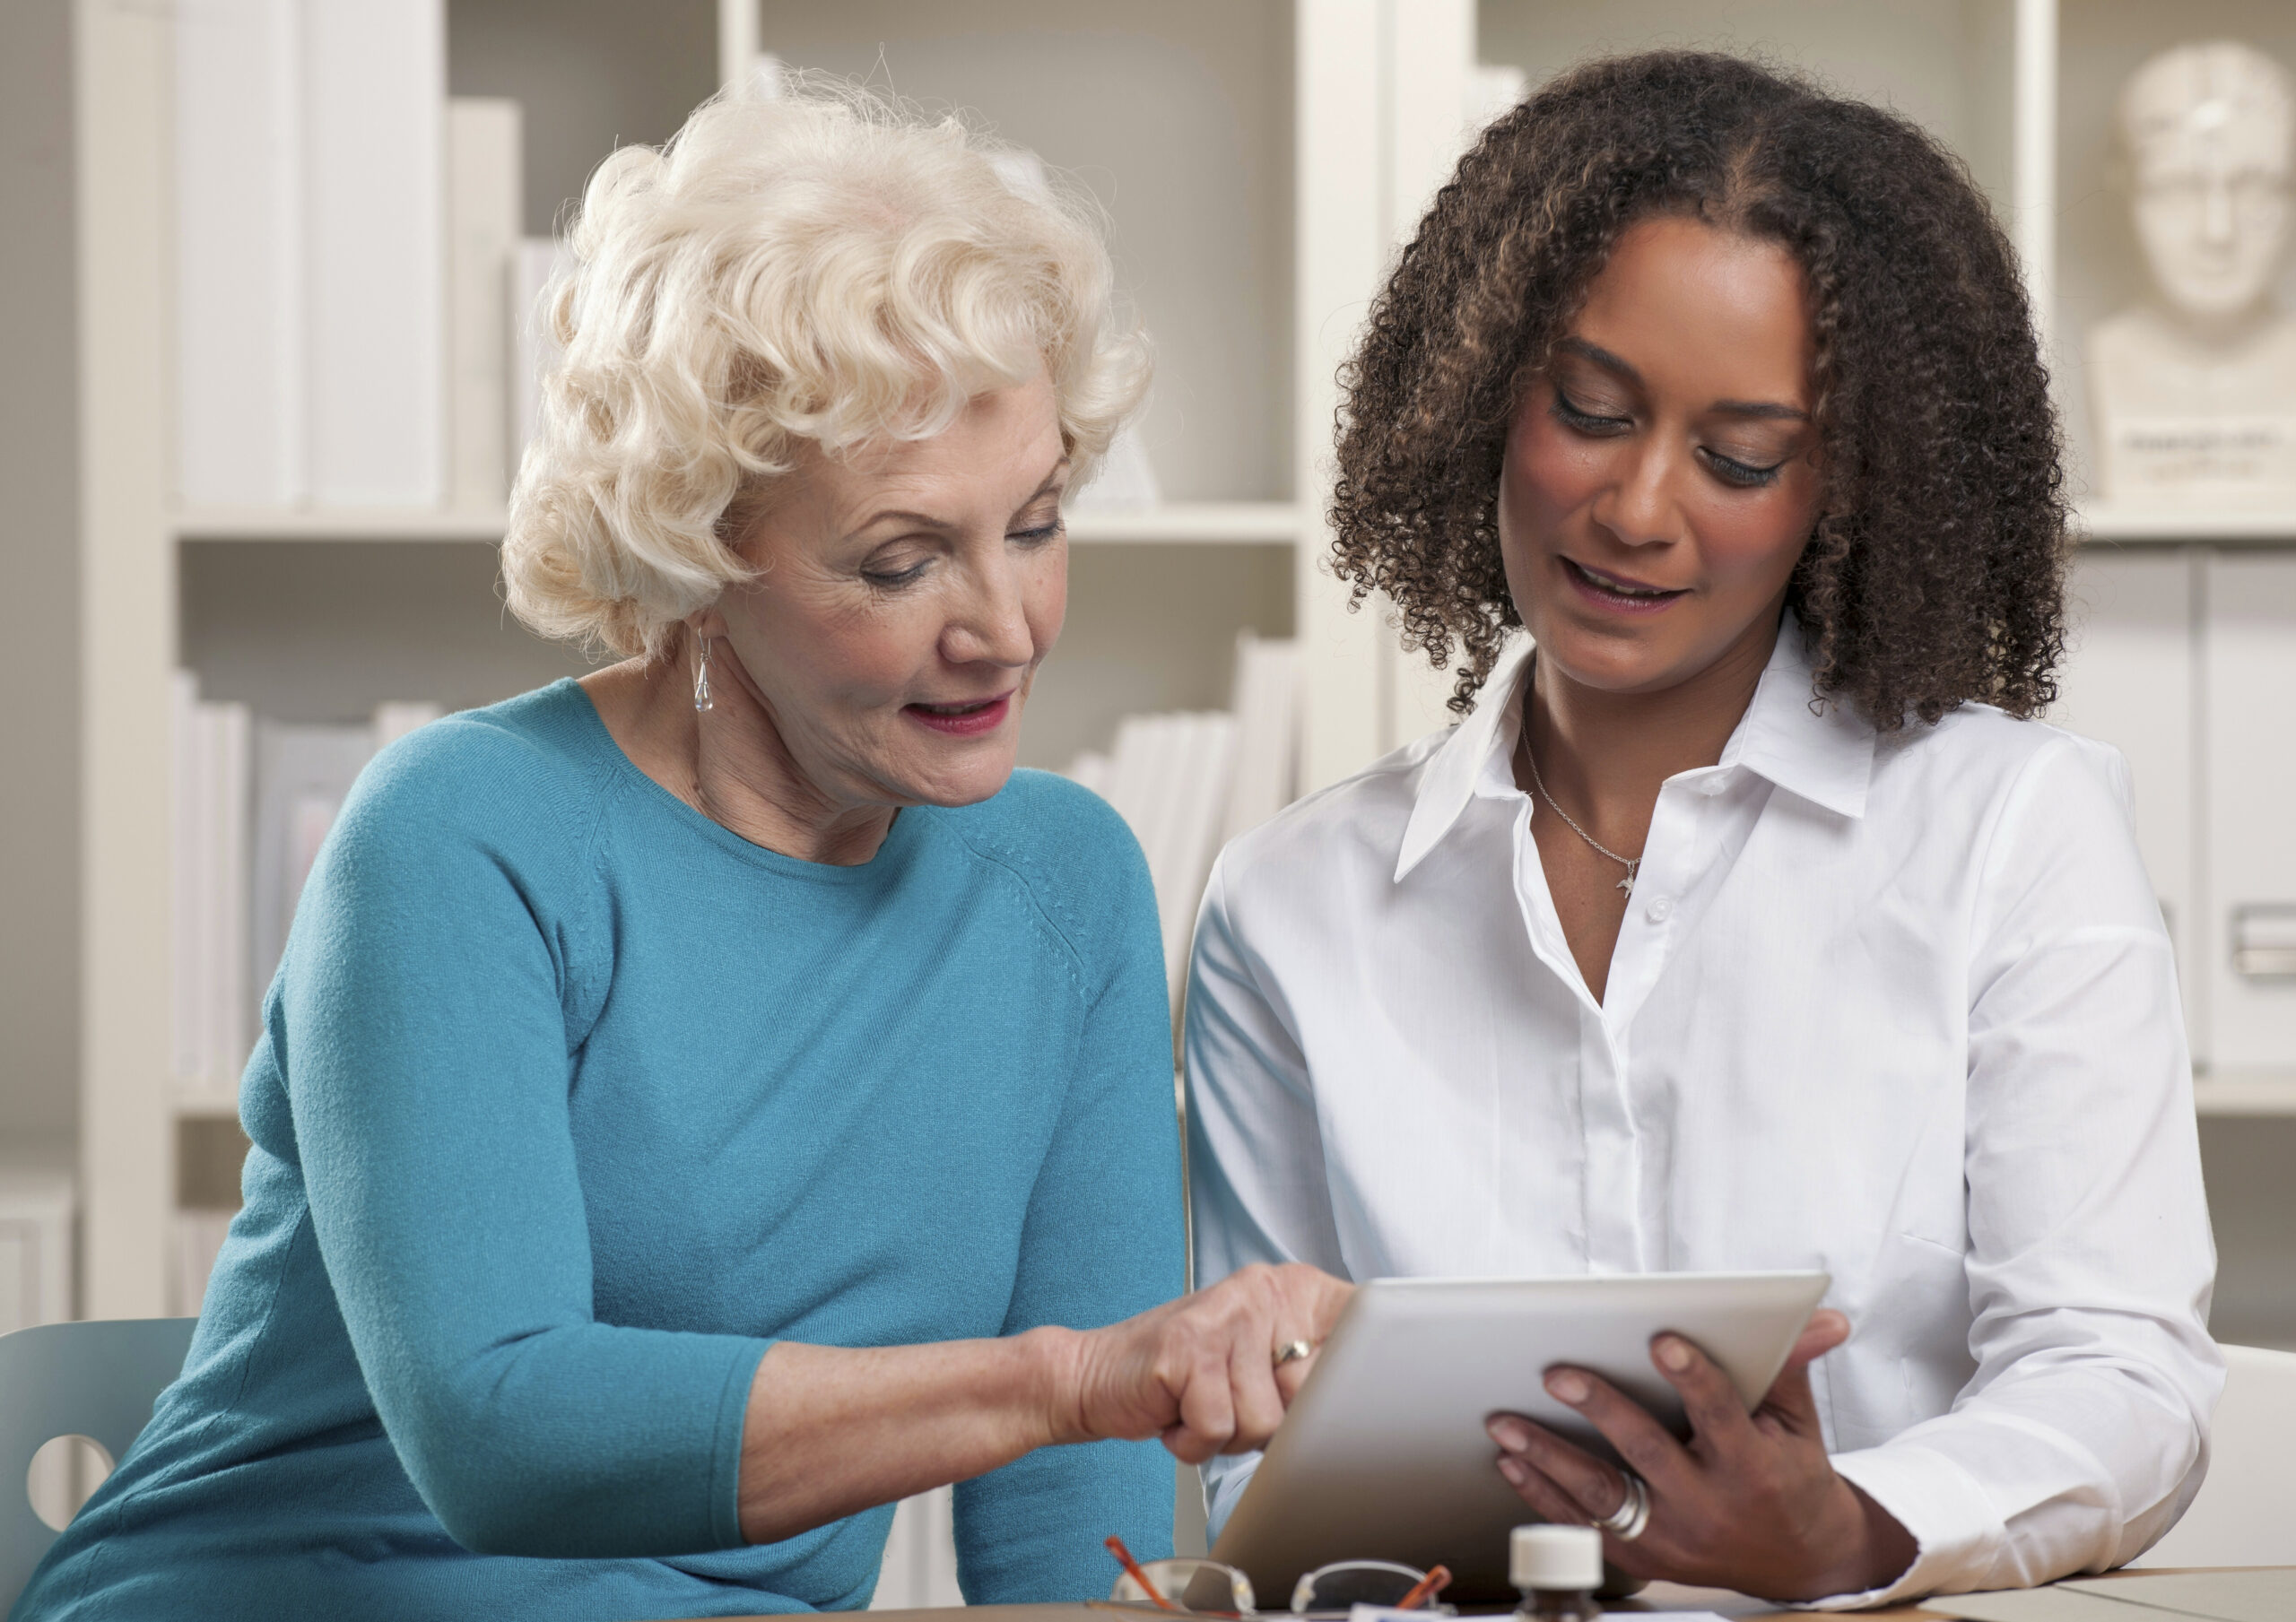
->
xmin=1554 ymin=336 xmax=1808 ymax=422
xmin=852 ymin=459 xmax=1072 ymax=534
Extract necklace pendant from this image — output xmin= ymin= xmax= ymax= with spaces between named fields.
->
xmin=1617 ymin=860 xmax=1639 ymax=898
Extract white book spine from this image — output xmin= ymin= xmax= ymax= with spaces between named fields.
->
xmin=175 ymin=0 xmax=304 ymax=506
xmin=193 ymin=704 xmax=222 ymax=1089
xmin=1136 ymin=717 xmax=1198 ymax=950
xmin=1103 ymin=716 xmax=1159 ymax=838
xmin=1164 ymin=714 xmax=1239 ymax=995
xmin=214 ymin=702 xmax=254 ymax=1084
xmin=446 ymin=99 xmax=523 ymax=511
xmin=1222 ymin=635 xmax=1301 ymax=846
xmin=170 ymin=673 xmax=203 ymax=1082
xmin=304 ymin=0 xmax=445 ymax=506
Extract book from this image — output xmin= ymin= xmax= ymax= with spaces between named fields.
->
xmin=170 ymin=675 xmax=254 ymax=1097
xmin=209 ymin=700 xmax=253 ymax=1089
xmin=249 ymin=721 xmax=376 ymax=1007
xmin=1222 ymin=632 xmax=1300 ymax=846
xmin=170 ymin=672 xmax=206 ymax=1081
xmin=446 ymin=98 xmax=524 ymax=511
xmin=1064 ymin=638 xmax=1301 ymax=997
xmin=303 ymin=0 xmax=445 ymax=506
xmin=174 ymin=0 xmax=303 ymax=507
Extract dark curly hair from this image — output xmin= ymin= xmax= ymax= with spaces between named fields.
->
xmin=1330 ymin=49 xmax=2068 ymax=727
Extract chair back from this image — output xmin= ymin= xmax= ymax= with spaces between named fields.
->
xmin=2132 ymin=1342 xmax=2296 ymax=1567
xmin=0 ymin=1317 xmax=197 ymax=1609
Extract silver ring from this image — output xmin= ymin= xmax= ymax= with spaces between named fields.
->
xmin=1274 ymin=1339 xmax=1314 ymax=1367
xmin=1595 ymin=1470 xmax=1652 ymax=1541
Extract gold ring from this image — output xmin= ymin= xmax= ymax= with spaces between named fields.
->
xmin=1274 ymin=1340 xmax=1314 ymax=1366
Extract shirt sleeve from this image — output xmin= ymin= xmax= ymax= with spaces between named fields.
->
xmin=1181 ymin=852 xmax=1356 ymax=1538
xmin=280 ymin=736 xmax=769 ymax=1560
xmin=1819 ymin=734 xmax=2222 ymax=1607
xmin=952 ymin=815 xmax=1186 ymax=1603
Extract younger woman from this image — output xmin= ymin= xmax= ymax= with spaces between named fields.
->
xmin=1186 ymin=51 xmax=2218 ymax=1606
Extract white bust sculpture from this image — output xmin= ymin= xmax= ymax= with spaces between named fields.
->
xmin=2088 ymin=39 xmax=2296 ymax=505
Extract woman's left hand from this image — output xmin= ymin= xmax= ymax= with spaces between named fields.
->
xmin=1484 ymin=1310 xmax=1918 ymax=1602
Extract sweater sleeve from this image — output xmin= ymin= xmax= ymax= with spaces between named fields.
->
xmin=952 ymin=796 xmax=1186 ymax=1603
xmin=1819 ymin=736 xmax=2222 ymax=1606
xmin=278 ymin=726 xmax=770 ymax=1559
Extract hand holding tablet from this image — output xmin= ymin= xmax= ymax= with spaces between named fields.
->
xmin=1209 ymin=1271 xmax=1855 ymax=1603
xmin=1486 ymin=1304 xmax=1918 ymax=1602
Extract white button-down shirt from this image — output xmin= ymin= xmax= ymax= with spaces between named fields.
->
xmin=1185 ymin=620 xmax=2220 ymax=1606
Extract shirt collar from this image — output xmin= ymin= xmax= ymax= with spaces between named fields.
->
xmin=1392 ymin=612 xmax=1874 ymax=883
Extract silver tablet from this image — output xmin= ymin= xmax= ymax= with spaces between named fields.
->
xmin=1208 ymin=1271 xmax=1831 ymax=1604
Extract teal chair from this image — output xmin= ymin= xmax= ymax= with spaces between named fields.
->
xmin=0 ymin=1318 xmax=196 ymax=1610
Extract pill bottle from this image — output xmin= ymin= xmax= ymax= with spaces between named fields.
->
xmin=1509 ymin=1523 xmax=1603 ymax=1622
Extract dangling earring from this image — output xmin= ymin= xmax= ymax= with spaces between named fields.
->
xmin=692 ymin=632 xmax=715 ymax=713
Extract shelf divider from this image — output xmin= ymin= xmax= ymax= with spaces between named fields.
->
xmin=2078 ymin=507 xmax=2296 ymax=545
xmin=172 ymin=499 xmax=1301 ymax=547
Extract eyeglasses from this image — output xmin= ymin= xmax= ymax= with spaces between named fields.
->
xmin=1103 ymin=1536 xmax=1454 ymax=1618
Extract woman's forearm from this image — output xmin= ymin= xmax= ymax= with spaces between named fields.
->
xmin=736 ymin=1328 xmax=1079 ymax=1545
xmin=735 ymin=1263 xmax=1355 ymax=1546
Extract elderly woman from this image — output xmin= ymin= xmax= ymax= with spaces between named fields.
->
xmin=18 ymin=86 xmax=1344 ymax=1622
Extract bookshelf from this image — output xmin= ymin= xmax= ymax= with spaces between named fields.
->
xmin=65 ymin=0 xmax=2296 ymax=1358
xmin=170 ymin=499 xmax=1302 ymax=546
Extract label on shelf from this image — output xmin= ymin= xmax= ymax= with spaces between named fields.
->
xmin=2106 ymin=416 xmax=2296 ymax=499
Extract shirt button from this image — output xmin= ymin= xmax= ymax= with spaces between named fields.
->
xmin=1645 ymin=894 xmax=1674 ymax=924
xmin=1699 ymin=776 xmax=1726 ymax=797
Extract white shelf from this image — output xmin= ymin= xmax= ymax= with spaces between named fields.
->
xmin=172 ymin=499 xmax=1301 ymax=547
xmin=2195 ymin=1073 xmax=2296 ymax=1118
xmin=1065 ymin=501 xmax=1297 ymax=544
xmin=2078 ymin=506 xmax=2296 ymax=544
xmin=174 ymin=507 xmax=509 ymax=542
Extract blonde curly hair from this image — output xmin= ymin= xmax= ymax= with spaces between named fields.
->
xmin=502 ymin=78 xmax=1151 ymax=660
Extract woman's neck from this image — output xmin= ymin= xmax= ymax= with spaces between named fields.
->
xmin=1525 ymin=607 xmax=1783 ymax=842
xmin=583 ymin=655 xmax=898 ymax=867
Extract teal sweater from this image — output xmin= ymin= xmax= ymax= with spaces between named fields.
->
xmin=16 ymin=681 xmax=1184 ymax=1620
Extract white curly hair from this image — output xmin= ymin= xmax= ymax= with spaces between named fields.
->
xmin=502 ymin=78 xmax=1151 ymax=660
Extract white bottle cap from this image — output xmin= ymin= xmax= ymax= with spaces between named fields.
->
xmin=1511 ymin=1522 xmax=1604 ymax=1592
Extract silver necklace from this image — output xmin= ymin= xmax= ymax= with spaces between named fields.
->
xmin=1518 ymin=724 xmax=1640 ymax=898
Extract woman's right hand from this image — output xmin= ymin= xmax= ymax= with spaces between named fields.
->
xmin=1051 ymin=1263 xmax=1355 ymax=1463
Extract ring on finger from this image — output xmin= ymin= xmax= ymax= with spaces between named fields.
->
xmin=1273 ymin=1340 xmax=1314 ymax=1367
xmin=1594 ymin=1470 xmax=1652 ymax=1542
